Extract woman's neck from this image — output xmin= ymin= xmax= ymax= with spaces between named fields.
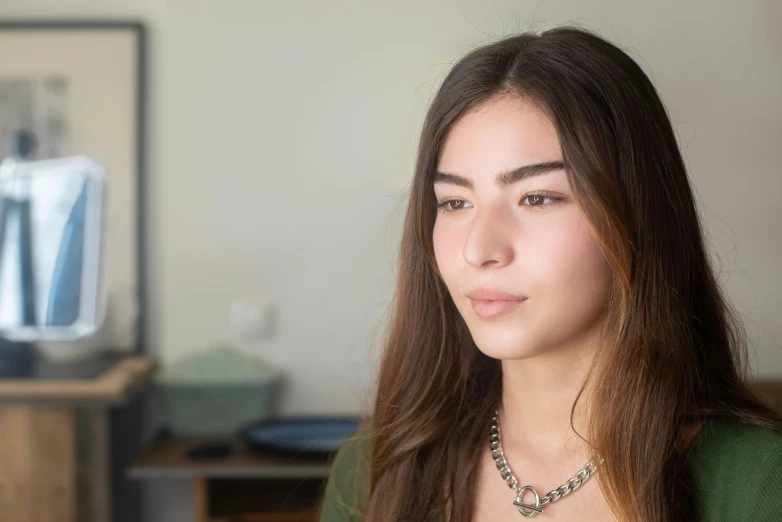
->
xmin=497 ymin=338 xmax=599 ymax=464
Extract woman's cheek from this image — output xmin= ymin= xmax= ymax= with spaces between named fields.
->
xmin=433 ymin=226 xmax=464 ymax=287
xmin=544 ymin=221 xmax=610 ymax=301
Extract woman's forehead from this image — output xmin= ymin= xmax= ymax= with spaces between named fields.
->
xmin=437 ymin=97 xmax=563 ymax=185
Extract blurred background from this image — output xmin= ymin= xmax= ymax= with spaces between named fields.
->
xmin=0 ymin=1 xmax=779 ymax=521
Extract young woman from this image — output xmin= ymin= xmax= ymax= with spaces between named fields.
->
xmin=318 ymin=25 xmax=782 ymax=522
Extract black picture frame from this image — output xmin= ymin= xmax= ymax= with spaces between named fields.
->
xmin=0 ymin=20 xmax=147 ymax=356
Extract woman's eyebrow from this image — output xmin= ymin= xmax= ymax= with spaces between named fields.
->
xmin=434 ymin=160 xmax=565 ymax=190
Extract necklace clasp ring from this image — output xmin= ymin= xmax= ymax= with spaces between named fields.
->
xmin=513 ymin=485 xmax=543 ymax=517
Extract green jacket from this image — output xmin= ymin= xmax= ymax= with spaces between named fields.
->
xmin=319 ymin=416 xmax=782 ymax=521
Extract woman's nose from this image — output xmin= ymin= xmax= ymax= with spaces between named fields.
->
xmin=461 ymin=206 xmax=516 ymax=269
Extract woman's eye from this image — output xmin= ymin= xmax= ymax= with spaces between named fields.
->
xmin=436 ymin=199 xmax=471 ymax=213
xmin=521 ymin=193 xmax=560 ymax=208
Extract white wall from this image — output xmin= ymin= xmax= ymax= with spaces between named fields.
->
xmin=1 ymin=1 xmax=781 ymax=520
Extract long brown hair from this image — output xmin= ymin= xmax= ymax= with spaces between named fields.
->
xmin=356 ymin=25 xmax=782 ymax=522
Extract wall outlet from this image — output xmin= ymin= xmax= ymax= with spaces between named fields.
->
xmin=230 ymin=296 xmax=276 ymax=341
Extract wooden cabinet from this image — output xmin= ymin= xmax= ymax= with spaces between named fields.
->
xmin=130 ymin=431 xmax=331 ymax=522
xmin=0 ymin=357 xmax=155 ymax=522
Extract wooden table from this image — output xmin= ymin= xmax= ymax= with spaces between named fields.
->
xmin=130 ymin=431 xmax=334 ymax=522
xmin=0 ymin=356 xmax=156 ymax=522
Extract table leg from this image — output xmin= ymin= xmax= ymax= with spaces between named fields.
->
xmin=195 ymin=477 xmax=209 ymax=522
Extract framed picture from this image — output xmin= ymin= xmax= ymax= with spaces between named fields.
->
xmin=0 ymin=21 xmax=147 ymax=355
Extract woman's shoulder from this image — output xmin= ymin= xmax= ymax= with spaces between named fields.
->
xmin=685 ymin=416 xmax=782 ymax=520
xmin=318 ymin=423 xmax=373 ymax=522
xmin=686 ymin=415 xmax=782 ymax=468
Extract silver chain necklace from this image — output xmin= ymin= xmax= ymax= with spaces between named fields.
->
xmin=490 ymin=410 xmax=604 ymax=517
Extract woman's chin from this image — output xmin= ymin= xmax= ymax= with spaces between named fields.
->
xmin=471 ymin=333 xmax=544 ymax=361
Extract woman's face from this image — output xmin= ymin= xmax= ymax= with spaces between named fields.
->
xmin=433 ymin=95 xmax=612 ymax=360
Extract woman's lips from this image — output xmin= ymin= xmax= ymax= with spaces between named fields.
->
xmin=470 ymin=298 xmax=526 ymax=319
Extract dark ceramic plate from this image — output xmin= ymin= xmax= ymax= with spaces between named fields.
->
xmin=241 ymin=417 xmax=361 ymax=460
